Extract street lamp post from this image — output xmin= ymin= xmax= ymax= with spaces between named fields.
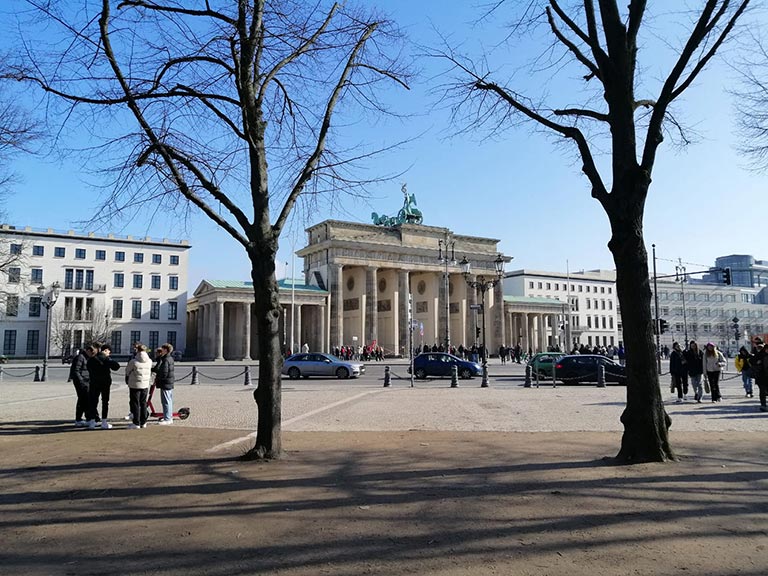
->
xmin=438 ymin=232 xmax=456 ymax=351
xmin=675 ymin=259 xmax=689 ymax=344
xmin=460 ymin=254 xmax=505 ymax=388
xmin=37 ymin=281 xmax=61 ymax=382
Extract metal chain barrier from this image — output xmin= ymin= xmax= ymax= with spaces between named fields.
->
xmin=195 ymin=368 xmax=248 ymax=381
xmin=175 ymin=370 xmax=194 ymax=382
xmin=1 ymin=368 xmax=38 ymax=378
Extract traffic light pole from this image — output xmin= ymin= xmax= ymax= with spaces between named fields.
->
xmin=652 ymin=244 xmax=661 ymax=373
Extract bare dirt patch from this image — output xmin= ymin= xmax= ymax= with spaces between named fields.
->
xmin=1 ymin=424 xmax=766 ymax=575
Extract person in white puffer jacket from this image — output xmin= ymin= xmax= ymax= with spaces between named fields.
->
xmin=125 ymin=343 xmax=153 ymax=429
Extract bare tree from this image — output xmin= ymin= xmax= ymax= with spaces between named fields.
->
xmin=14 ymin=0 xmax=409 ymax=459
xmin=432 ymin=0 xmax=750 ymax=462
xmin=735 ymin=31 xmax=768 ymax=170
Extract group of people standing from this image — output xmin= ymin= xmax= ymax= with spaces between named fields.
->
xmin=69 ymin=341 xmax=176 ymax=429
xmin=668 ymin=339 xmax=768 ymax=409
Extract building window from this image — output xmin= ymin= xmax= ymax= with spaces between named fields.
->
xmin=75 ymin=248 xmax=86 ymax=259
xmin=85 ymin=270 xmax=94 ymax=291
xmin=166 ymin=331 xmax=177 ymax=348
xmin=54 ymin=247 xmax=66 ymax=258
xmin=29 ymin=296 xmax=41 ymax=317
xmin=528 ymin=281 xmax=534 ymax=289
xmin=170 ymin=255 xmax=179 ymax=266
xmin=587 ymin=300 xmax=591 ymax=309
xmin=555 ymin=283 xmax=559 ymax=291
xmin=114 ymin=273 xmax=124 ymax=288
xmin=578 ymin=285 xmax=583 ymax=292
xmin=32 ymin=245 xmax=44 ymax=256
xmin=600 ymin=287 xmax=605 ymax=293
xmin=587 ymin=317 xmax=592 ymax=328
xmin=609 ymin=317 xmax=614 ymax=329
xmin=602 ymin=317 xmax=607 ymax=329
xmin=546 ymin=282 xmax=551 ymax=290
xmin=609 ymin=301 xmax=613 ymax=310
xmin=7 ymin=267 xmax=20 ymax=283
xmin=26 ymin=330 xmax=40 ymax=356
xmin=75 ymin=270 xmax=84 ymax=290
xmin=130 ymin=330 xmax=141 ymax=347
xmin=152 ymin=254 xmax=162 ymax=264
xmin=132 ymin=300 xmax=142 ymax=319
xmin=133 ymin=274 xmax=143 ymax=289
xmin=168 ymin=301 xmax=178 ymax=320
xmin=149 ymin=331 xmax=159 ymax=351
xmin=151 ymin=275 xmax=161 ymax=290
xmin=95 ymin=250 xmax=106 ymax=261
xmin=6 ymin=295 xmax=19 ymax=317
xmin=64 ymin=269 xmax=73 ymax=289
xmin=3 ymin=330 xmax=17 ymax=355
xmin=115 ymin=251 xmax=125 ymax=262
xmin=537 ymin=282 xmax=543 ymax=289
xmin=586 ymin=286 xmax=591 ymax=292
xmin=31 ymin=269 xmax=43 ymax=284
xmin=601 ymin=300 xmax=606 ymax=310
xmin=10 ymin=243 xmax=22 ymax=255
xmin=150 ymin=301 xmax=160 ymax=319
xmin=112 ymin=299 xmax=123 ymax=319
xmin=608 ymin=287 xmax=612 ymax=294
xmin=110 ymin=331 xmax=122 ymax=354
xmin=134 ymin=252 xmax=144 ymax=263
xmin=169 ymin=276 xmax=179 ymax=291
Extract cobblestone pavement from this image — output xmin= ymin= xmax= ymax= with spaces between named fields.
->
xmin=2 ymin=360 xmax=765 ymax=436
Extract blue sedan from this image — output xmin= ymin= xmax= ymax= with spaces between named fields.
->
xmin=409 ymin=353 xmax=482 ymax=379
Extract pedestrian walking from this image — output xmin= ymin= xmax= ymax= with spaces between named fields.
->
xmin=684 ymin=341 xmax=705 ymax=403
xmin=125 ymin=343 xmax=153 ymax=429
xmin=669 ymin=342 xmax=689 ymax=402
xmin=152 ymin=343 xmax=176 ymax=425
xmin=69 ymin=347 xmax=94 ymax=427
xmin=704 ymin=342 xmax=726 ymax=403
xmin=86 ymin=343 xmax=120 ymax=429
xmin=750 ymin=337 xmax=768 ymax=412
xmin=735 ymin=346 xmax=754 ymax=398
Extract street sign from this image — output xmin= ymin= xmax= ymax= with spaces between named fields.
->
xmin=469 ymin=304 xmax=481 ymax=310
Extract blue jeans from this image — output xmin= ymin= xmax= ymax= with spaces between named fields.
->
xmin=161 ymin=388 xmax=173 ymax=420
xmin=689 ymin=374 xmax=703 ymax=400
xmin=741 ymin=372 xmax=753 ymax=395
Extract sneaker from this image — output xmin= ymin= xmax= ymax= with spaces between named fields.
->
xmin=101 ymin=420 xmax=113 ymax=430
xmin=683 ymin=395 xmax=688 ymax=402
xmin=75 ymin=420 xmax=87 ymax=427
xmin=88 ymin=420 xmax=97 ymax=430
xmin=140 ymin=424 xmax=147 ymax=429
xmin=158 ymin=419 xmax=173 ymax=426
xmin=124 ymin=413 xmax=133 ymax=421
xmin=127 ymin=423 xmax=139 ymax=430
xmin=675 ymin=398 xmax=682 ymax=403
xmin=749 ymin=393 xmax=754 ymax=398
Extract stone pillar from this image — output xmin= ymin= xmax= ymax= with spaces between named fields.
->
xmin=295 ymin=304 xmax=303 ymax=352
xmin=329 ymin=263 xmax=344 ymax=348
xmin=196 ymin=307 xmax=204 ymax=359
xmin=214 ymin=301 xmax=225 ymax=361
xmin=398 ymin=270 xmax=410 ymax=356
xmin=242 ymin=302 xmax=252 ymax=361
xmin=550 ymin=313 xmax=558 ymax=350
xmin=538 ymin=314 xmax=547 ymax=353
xmin=365 ymin=266 xmax=378 ymax=346
xmin=494 ymin=280 xmax=505 ymax=348
xmin=526 ymin=313 xmax=535 ymax=354
xmin=318 ymin=305 xmax=326 ymax=353
xmin=465 ymin=277 xmax=477 ymax=347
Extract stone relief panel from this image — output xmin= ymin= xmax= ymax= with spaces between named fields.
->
xmin=415 ymin=301 xmax=428 ymax=314
xmin=343 ymin=298 xmax=359 ymax=311
xmin=377 ymin=299 xmax=392 ymax=312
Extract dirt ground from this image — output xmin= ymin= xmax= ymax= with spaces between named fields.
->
xmin=1 ymin=423 xmax=766 ymax=576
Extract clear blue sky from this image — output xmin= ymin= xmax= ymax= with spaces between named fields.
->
xmin=3 ymin=1 xmax=765 ymax=289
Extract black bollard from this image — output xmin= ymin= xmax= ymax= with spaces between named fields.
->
xmin=524 ymin=365 xmax=532 ymax=388
xmin=243 ymin=365 xmax=252 ymax=386
xmin=597 ymin=364 xmax=606 ymax=388
xmin=552 ymin=363 xmax=558 ymax=389
xmin=34 ymin=366 xmax=41 ymax=382
xmin=450 ymin=365 xmax=459 ymax=388
xmin=383 ymin=365 xmax=391 ymax=387
xmin=190 ymin=366 xmax=199 ymax=386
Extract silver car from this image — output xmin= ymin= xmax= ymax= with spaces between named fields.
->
xmin=282 ymin=353 xmax=365 ymax=380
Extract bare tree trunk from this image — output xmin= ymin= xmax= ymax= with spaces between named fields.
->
xmin=245 ymin=248 xmax=283 ymax=460
xmin=608 ymin=187 xmax=674 ymax=463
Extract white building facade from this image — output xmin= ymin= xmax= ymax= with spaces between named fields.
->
xmin=504 ymin=269 xmax=620 ymax=350
xmin=0 ymin=225 xmax=190 ymax=359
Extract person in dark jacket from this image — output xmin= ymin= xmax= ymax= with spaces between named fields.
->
xmin=152 ymin=343 xmax=176 ymax=425
xmin=669 ymin=342 xmax=689 ymax=402
xmin=69 ymin=347 xmax=95 ymax=427
xmin=86 ymin=343 xmax=120 ymax=429
xmin=684 ymin=340 xmax=705 ymax=403
xmin=751 ymin=338 xmax=768 ymax=412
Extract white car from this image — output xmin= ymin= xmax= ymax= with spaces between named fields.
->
xmin=282 ymin=353 xmax=365 ymax=379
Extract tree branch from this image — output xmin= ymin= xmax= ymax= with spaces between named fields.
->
xmin=117 ymin=0 xmax=236 ymax=26
xmin=553 ymin=107 xmax=609 ymax=121
xmin=546 ymin=6 xmax=601 ymax=81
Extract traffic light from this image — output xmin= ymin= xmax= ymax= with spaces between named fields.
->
xmin=723 ymin=267 xmax=732 ymax=285
xmin=475 ymin=326 xmax=481 ymax=338
xmin=659 ymin=319 xmax=669 ymax=334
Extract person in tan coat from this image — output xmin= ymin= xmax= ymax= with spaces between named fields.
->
xmin=125 ymin=343 xmax=153 ymax=429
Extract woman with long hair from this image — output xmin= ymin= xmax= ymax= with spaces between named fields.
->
xmin=704 ymin=342 xmax=727 ymax=403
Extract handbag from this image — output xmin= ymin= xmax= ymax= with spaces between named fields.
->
xmin=670 ymin=377 xmax=675 ymax=393
xmin=704 ymin=376 xmax=710 ymax=394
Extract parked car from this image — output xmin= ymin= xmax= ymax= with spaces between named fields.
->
xmin=408 ymin=352 xmax=482 ymax=379
xmin=554 ymin=355 xmax=627 ymax=384
xmin=526 ymin=352 xmax=565 ymax=378
xmin=282 ymin=352 xmax=365 ymax=380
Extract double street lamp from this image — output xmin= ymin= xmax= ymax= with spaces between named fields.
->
xmin=460 ymin=254 xmax=505 ymax=388
xmin=438 ymin=233 xmax=456 ymax=350
xmin=37 ymin=281 xmax=61 ymax=382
